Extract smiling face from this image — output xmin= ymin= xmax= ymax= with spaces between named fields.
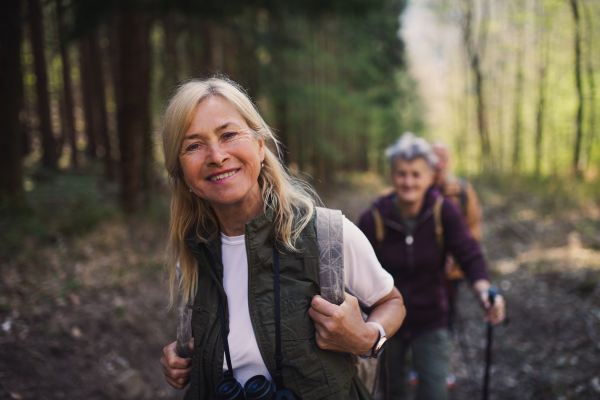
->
xmin=179 ymin=95 xmax=265 ymax=210
xmin=391 ymin=157 xmax=435 ymax=206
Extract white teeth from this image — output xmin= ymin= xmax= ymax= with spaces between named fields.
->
xmin=209 ymin=170 xmax=238 ymax=181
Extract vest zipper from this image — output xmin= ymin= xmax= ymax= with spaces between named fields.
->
xmin=382 ymin=207 xmax=435 ymax=272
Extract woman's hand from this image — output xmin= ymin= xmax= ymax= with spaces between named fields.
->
xmin=309 ymin=292 xmax=378 ymax=355
xmin=473 ymin=279 xmax=506 ymax=325
xmin=161 ymin=340 xmax=193 ymax=390
xmin=480 ymin=291 xmax=506 ymax=325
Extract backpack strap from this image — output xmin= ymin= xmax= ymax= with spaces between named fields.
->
xmin=433 ymin=195 xmax=444 ymax=251
xmin=316 ymin=207 xmax=345 ymax=306
xmin=370 ymin=205 xmax=385 ymax=250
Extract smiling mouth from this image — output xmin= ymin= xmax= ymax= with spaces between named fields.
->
xmin=208 ymin=169 xmax=239 ymax=181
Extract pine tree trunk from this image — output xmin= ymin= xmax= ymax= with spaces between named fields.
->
xmin=57 ymin=0 xmax=77 ymax=169
xmin=28 ymin=0 xmax=57 ymax=169
xmin=89 ymin=35 xmax=115 ymax=180
xmin=0 ymin=0 xmax=24 ymax=198
xmin=78 ymin=37 xmax=98 ymax=159
xmin=117 ymin=3 xmax=150 ymax=213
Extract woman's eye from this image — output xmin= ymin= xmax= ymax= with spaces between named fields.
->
xmin=185 ymin=143 xmax=201 ymax=152
xmin=223 ymin=131 xmax=237 ymax=140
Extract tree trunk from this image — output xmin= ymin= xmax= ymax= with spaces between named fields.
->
xmin=78 ymin=37 xmax=98 ymax=159
xmin=0 ymin=0 xmax=24 ymax=198
xmin=512 ymin=45 xmax=524 ymax=174
xmin=201 ymin=20 xmax=214 ymax=72
xmin=28 ymin=0 xmax=57 ymax=169
xmin=162 ymin=13 xmax=179 ymax=94
xmin=534 ymin=0 xmax=549 ymax=177
xmin=117 ymin=4 xmax=150 ymax=213
xmin=57 ymin=0 xmax=77 ymax=169
xmin=89 ymin=35 xmax=115 ymax=180
xmin=461 ymin=0 xmax=491 ymax=172
xmin=570 ymin=0 xmax=583 ymax=176
xmin=582 ymin=0 xmax=596 ymax=171
xmin=473 ymin=59 xmax=491 ymax=171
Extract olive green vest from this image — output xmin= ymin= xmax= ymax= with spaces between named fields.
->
xmin=183 ymin=210 xmax=370 ymax=400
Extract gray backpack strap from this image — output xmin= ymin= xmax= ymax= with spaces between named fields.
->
xmin=316 ymin=207 xmax=345 ymax=305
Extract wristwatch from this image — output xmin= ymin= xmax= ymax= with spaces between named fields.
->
xmin=358 ymin=322 xmax=387 ymax=359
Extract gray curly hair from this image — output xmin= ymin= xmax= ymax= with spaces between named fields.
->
xmin=385 ymin=132 xmax=438 ymax=169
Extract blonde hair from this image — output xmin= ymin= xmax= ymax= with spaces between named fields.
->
xmin=162 ymin=77 xmax=317 ymax=307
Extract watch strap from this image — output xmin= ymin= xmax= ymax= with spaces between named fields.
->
xmin=366 ymin=321 xmax=386 ymax=338
xmin=358 ymin=322 xmax=386 ymax=359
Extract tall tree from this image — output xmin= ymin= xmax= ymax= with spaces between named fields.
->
xmin=570 ymin=0 xmax=583 ymax=175
xmin=89 ymin=35 xmax=115 ymax=180
xmin=534 ymin=0 xmax=549 ymax=177
xmin=0 ymin=0 xmax=24 ymax=198
xmin=512 ymin=24 xmax=525 ymax=173
xmin=78 ymin=37 xmax=98 ymax=159
xmin=581 ymin=0 xmax=596 ymax=171
xmin=28 ymin=0 xmax=57 ymax=169
xmin=117 ymin=2 xmax=150 ymax=213
xmin=460 ymin=0 xmax=492 ymax=172
xmin=56 ymin=0 xmax=77 ymax=169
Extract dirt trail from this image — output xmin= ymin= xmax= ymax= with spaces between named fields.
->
xmin=320 ymin=177 xmax=600 ymax=400
xmin=1 ymin=177 xmax=599 ymax=400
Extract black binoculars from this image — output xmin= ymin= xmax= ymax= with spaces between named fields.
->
xmin=215 ymin=375 xmax=296 ymax=400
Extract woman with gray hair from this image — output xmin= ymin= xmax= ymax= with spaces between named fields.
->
xmin=358 ymin=132 xmax=505 ymax=400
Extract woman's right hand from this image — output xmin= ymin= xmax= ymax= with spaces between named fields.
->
xmin=161 ymin=340 xmax=193 ymax=389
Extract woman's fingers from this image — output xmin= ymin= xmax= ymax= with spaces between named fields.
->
xmin=309 ymin=292 xmax=375 ymax=354
xmin=485 ymin=295 xmax=506 ymax=325
xmin=162 ymin=341 xmax=192 ymax=389
xmin=310 ymin=295 xmax=339 ymax=317
xmin=163 ymin=341 xmax=191 ymax=369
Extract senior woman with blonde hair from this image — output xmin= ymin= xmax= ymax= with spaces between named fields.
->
xmin=358 ymin=133 xmax=505 ymax=400
xmin=159 ymin=77 xmax=406 ymax=400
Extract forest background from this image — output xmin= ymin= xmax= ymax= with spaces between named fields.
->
xmin=1 ymin=0 xmax=599 ymax=399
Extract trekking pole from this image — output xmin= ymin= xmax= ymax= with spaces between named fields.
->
xmin=482 ymin=286 xmax=498 ymax=400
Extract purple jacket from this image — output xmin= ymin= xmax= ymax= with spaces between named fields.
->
xmin=358 ymin=188 xmax=489 ymax=339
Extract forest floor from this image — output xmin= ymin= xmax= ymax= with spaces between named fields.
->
xmin=1 ymin=172 xmax=600 ymax=400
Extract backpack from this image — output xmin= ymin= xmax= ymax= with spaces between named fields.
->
xmin=315 ymin=207 xmax=379 ymax=396
xmin=176 ymin=207 xmax=379 ymax=394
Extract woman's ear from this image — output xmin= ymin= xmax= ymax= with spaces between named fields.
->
xmin=258 ymin=138 xmax=266 ymax=162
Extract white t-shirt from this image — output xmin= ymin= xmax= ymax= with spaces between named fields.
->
xmin=220 ymin=217 xmax=394 ymax=388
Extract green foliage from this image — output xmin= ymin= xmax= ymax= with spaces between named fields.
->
xmin=0 ymin=172 xmax=118 ymax=260
xmin=145 ymin=0 xmax=421 ymax=182
xmin=473 ymin=172 xmax=600 ymax=216
xmin=427 ymin=0 xmax=600 ymax=178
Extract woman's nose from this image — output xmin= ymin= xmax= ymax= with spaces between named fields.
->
xmin=205 ymin=143 xmax=229 ymax=166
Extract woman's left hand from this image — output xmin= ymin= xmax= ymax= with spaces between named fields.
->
xmin=308 ymin=292 xmax=379 ymax=355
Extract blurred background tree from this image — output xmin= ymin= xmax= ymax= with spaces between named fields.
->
xmin=422 ymin=0 xmax=599 ymax=180
xmin=0 ymin=0 xmax=419 ymax=212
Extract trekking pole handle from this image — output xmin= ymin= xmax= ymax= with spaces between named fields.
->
xmin=487 ymin=286 xmax=498 ymax=307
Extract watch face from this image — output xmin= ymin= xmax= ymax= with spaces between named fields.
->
xmin=374 ymin=337 xmax=388 ymax=358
